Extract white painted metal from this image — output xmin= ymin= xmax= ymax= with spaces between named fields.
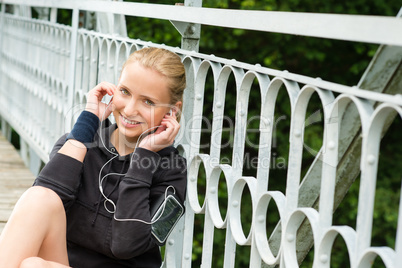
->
xmin=0 ymin=1 xmax=401 ymax=268
xmin=3 ymin=0 xmax=402 ymax=46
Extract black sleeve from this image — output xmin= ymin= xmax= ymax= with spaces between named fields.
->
xmin=33 ymin=134 xmax=84 ymax=209
xmin=109 ymin=148 xmax=187 ymax=259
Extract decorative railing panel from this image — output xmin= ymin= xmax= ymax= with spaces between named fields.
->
xmin=0 ymin=1 xmax=401 ymax=267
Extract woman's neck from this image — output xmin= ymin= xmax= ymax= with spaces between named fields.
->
xmin=110 ymin=129 xmax=137 ymax=156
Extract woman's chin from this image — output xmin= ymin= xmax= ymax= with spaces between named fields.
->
xmin=116 ymin=125 xmax=143 ymax=142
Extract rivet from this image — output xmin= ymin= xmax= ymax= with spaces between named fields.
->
xmin=294 ymin=130 xmax=301 ymax=137
xmin=320 ymin=254 xmax=328 ymax=263
xmin=190 ymin=176 xmax=196 ymax=182
xmin=286 ymin=234 xmax=294 ymax=242
xmin=109 ymin=64 xmax=114 ymax=69
xmin=184 ymin=254 xmax=190 ymax=260
xmin=210 ymin=187 xmax=216 ymax=194
xmin=232 ymin=200 xmax=239 ymax=207
xmin=262 ymin=118 xmax=271 ymax=127
xmin=367 ymin=154 xmax=376 ymax=165
xmin=216 ymin=102 xmax=222 ymax=108
xmin=168 ymin=239 xmax=174 ymax=245
xmin=258 ymin=215 xmax=265 ymax=223
xmin=188 ymin=25 xmax=196 ymax=35
xmin=239 ymin=110 xmax=246 ymax=116
xmin=328 ymin=141 xmax=335 ymax=150
xmin=196 ymin=94 xmax=202 ymax=100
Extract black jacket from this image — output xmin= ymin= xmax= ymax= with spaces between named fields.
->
xmin=33 ymin=123 xmax=187 ymax=267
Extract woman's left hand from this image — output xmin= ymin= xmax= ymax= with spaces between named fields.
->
xmin=138 ymin=111 xmax=181 ymax=152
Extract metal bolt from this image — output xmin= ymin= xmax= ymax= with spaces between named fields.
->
xmin=262 ymin=118 xmax=271 ymax=127
xmin=328 ymin=141 xmax=335 ymax=150
xmin=320 ymin=254 xmax=328 ymax=263
xmin=286 ymin=234 xmax=294 ymax=242
xmin=367 ymin=154 xmax=376 ymax=165
xmin=187 ymin=25 xmax=196 ymax=35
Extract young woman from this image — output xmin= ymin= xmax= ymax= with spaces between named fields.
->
xmin=0 ymin=47 xmax=187 ymax=267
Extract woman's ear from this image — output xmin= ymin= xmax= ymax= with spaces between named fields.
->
xmin=174 ymin=101 xmax=182 ymax=113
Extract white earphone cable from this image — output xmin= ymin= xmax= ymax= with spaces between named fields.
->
xmin=97 ymin=100 xmax=173 ymax=224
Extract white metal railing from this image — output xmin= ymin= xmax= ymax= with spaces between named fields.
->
xmin=0 ymin=1 xmax=401 ymax=267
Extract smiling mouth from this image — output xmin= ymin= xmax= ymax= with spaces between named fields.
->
xmin=121 ymin=114 xmax=142 ymax=126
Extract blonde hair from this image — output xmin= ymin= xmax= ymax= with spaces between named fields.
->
xmin=121 ymin=47 xmax=186 ymax=120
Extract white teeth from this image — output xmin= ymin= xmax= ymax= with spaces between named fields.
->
xmin=122 ymin=116 xmax=139 ymax=125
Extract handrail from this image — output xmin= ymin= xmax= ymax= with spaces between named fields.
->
xmin=2 ymin=0 xmax=402 ymax=46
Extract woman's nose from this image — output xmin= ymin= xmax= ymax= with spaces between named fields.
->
xmin=123 ymin=98 xmax=139 ymax=116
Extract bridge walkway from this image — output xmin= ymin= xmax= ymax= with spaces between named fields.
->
xmin=0 ymin=134 xmax=35 ymax=234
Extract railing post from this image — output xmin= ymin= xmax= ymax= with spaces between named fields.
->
xmin=0 ymin=2 xmax=4 ymax=56
xmin=50 ymin=7 xmax=57 ymax=23
xmin=170 ymin=0 xmax=202 ymax=52
xmin=0 ymin=2 xmax=9 ymax=140
xmin=66 ymin=8 xmax=80 ymax=131
xmin=0 ymin=2 xmax=5 ymax=74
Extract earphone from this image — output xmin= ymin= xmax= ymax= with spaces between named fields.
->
xmin=97 ymin=98 xmax=177 ymax=224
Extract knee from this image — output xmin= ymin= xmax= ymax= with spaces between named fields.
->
xmin=23 ymin=186 xmax=64 ymax=213
xmin=19 ymin=257 xmax=47 ymax=268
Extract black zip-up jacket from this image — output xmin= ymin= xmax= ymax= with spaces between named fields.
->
xmin=33 ymin=122 xmax=187 ymax=267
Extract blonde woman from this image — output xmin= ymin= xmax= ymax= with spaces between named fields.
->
xmin=0 ymin=47 xmax=187 ymax=268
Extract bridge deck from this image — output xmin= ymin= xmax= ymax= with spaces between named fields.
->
xmin=0 ymin=134 xmax=35 ymax=234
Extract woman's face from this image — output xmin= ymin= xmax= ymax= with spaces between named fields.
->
xmin=112 ymin=61 xmax=172 ymax=143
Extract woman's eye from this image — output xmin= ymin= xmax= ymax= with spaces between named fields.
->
xmin=120 ymin=88 xmax=129 ymax=95
xmin=144 ymin=99 xmax=155 ymax=106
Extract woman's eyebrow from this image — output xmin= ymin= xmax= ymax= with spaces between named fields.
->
xmin=139 ymin=94 xmax=160 ymax=103
xmin=118 ymin=83 xmax=131 ymax=92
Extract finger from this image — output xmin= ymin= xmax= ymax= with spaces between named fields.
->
xmin=153 ymin=125 xmax=165 ymax=135
xmin=162 ymin=116 xmax=180 ymax=128
xmin=103 ymin=82 xmax=116 ymax=96
xmin=161 ymin=119 xmax=180 ymax=141
xmin=103 ymin=104 xmax=113 ymax=119
xmin=93 ymin=82 xmax=115 ymax=98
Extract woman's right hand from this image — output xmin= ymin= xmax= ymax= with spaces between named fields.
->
xmin=85 ymin=82 xmax=116 ymax=120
